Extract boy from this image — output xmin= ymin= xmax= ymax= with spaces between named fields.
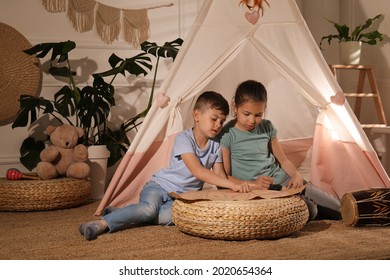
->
xmin=79 ymin=91 xmax=255 ymax=241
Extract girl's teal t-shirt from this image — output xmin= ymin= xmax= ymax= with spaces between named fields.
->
xmin=219 ymin=119 xmax=289 ymax=184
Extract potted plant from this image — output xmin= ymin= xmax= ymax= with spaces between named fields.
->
xmin=12 ymin=38 xmax=183 ymax=173
xmin=319 ymin=14 xmax=386 ymax=64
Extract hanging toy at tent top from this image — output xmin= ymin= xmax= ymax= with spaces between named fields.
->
xmin=240 ymin=0 xmax=270 ymax=25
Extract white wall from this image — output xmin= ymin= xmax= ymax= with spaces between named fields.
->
xmin=348 ymin=0 xmax=390 ymax=176
xmin=1 ymin=0 xmax=389 ymax=176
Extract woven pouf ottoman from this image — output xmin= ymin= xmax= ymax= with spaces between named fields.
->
xmin=172 ymin=196 xmax=309 ymax=240
xmin=0 ymin=177 xmax=91 ymax=211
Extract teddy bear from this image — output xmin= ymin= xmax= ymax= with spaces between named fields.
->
xmin=36 ymin=124 xmax=90 ymax=180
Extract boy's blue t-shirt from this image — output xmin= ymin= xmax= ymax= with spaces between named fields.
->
xmin=152 ymin=128 xmax=222 ymax=194
xmin=219 ymin=119 xmax=289 ymax=184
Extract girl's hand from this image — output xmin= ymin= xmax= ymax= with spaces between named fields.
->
xmin=255 ymin=176 xmax=274 ymax=189
xmin=287 ymin=172 xmax=303 ymax=189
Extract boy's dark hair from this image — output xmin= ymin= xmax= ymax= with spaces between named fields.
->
xmin=194 ymin=91 xmax=229 ymax=116
xmin=234 ymin=80 xmax=267 ymax=107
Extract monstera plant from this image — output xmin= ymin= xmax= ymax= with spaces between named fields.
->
xmin=12 ymin=38 xmax=183 ymax=170
xmin=319 ymin=14 xmax=386 ymax=50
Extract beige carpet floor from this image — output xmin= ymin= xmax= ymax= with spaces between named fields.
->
xmin=1 ymin=200 xmax=390 ymax=260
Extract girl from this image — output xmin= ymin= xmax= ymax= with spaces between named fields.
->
xmin=219 ymin=80 xmax=340 ymax=220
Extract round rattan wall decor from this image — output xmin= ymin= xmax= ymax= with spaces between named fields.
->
xmin=172 ymin=196 xmax=309 ymax=240
xmin=0 ymin=178 xmax=91 ymax=211
xmin=0 ymin=22 xmax=41 ymax=122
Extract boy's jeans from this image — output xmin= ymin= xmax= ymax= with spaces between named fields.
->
xmin=103 ymin=181 xmax=174 ymax=232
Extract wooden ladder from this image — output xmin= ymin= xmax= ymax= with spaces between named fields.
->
xmin=329 ymin=64 xmax=387 ymax=128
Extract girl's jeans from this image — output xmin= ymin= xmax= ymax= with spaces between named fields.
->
xmin=280 ymin=176 xmax=341 ymax=220
xmin=103 ymin=181 xmax=174 ymax=232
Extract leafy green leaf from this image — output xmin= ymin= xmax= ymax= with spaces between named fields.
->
xmin=19 ymin=137 xmax=45 ymax=171
xmin=23 ymin=42 xmax=54 ymax=58
xmin=141 ymin=38 xmax=184 ymax=60
xmin=123 ymin=53 xmax=152 ymax=76
xmin=77 ymin=77 xmax=114 ymax=134
xmin=54 ymin=86 xmax=77 ymax=117
xmin=12 ymin=95 xmax=54 ymax=128
xmin=93 ymin=76 xmax=115 ymax=106
xmin=108 ymin=53 xmax=125 ymax=69
xmin=23 ymin=41 xmax=76 ymax=62
xmin=95 ymin=52 xmax=152 ymax=78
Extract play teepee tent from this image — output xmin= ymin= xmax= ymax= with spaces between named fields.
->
xmin=96 ymin=0 xmax=389 ymax=215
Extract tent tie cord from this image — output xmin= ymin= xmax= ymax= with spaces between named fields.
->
xmin=319 ymin=92 xmax=346 ymax=111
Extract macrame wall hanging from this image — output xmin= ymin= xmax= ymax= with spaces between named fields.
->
xmin=41 ymin=0 xmax=174 ymax=47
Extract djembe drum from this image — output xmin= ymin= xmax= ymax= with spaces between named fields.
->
xmin=340 ymin=188 xmax=390 ymax=226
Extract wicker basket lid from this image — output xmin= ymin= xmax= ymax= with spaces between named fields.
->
xmin=0 ymin=22 xmax=41 ymax=122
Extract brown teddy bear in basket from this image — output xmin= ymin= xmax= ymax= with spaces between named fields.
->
xmin=37 ymin=124 xmax=90 ymax=180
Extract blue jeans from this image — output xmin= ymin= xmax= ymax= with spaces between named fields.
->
xmin=103 ymin=181 xmax=174 ymax=232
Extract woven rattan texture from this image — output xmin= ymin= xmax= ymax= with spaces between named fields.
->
xmin=0 ymin=22 xmax=41 ymax=122
xmin=172 ymin=196 xmax=309 ymax=240
xmin=0 ymin=178 xmax=91 ymax=211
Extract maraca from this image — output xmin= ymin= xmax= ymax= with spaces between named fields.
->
xmin=6 ymin=168 xmax=40 ymax=180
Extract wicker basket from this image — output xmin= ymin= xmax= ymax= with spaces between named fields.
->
xmin=0 ymin=178 xmax=91 ymax=211
xmin=172 ymin=196 xmax=309 ymax=240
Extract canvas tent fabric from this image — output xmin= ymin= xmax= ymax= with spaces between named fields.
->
xmin=95 ymin=0 xmax=390 ymax=215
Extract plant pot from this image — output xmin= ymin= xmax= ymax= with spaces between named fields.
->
xmin=339 ymin=41 xmax=362 ymax=65
xmin=88 ymin=145 xmax=110 ymax=200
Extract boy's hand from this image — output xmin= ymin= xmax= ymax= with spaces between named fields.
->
xmin=231 ymin=182 xmax=251 ymax=193
xmin=255 ymin=175 xmax=274 ymax=189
